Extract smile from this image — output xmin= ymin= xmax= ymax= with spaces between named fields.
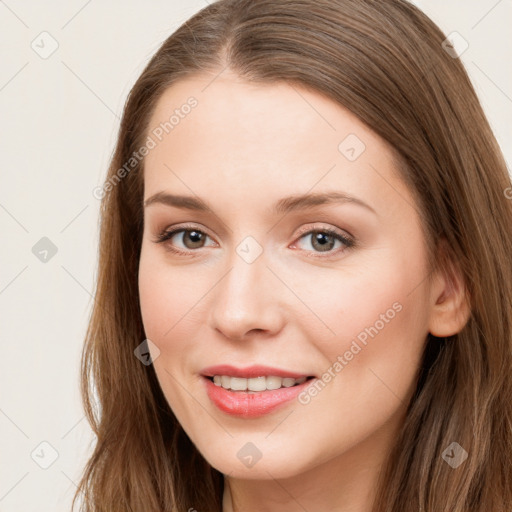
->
xmin=202 ymin=375 xmax=315 ymax=418
xmin=211 ymin=375 xmax=308 ymax=391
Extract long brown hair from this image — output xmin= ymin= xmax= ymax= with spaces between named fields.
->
xmin=73 ymin=0 xmax=512 ymax=510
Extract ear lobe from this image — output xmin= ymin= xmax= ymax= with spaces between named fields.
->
xmin=428 ymin=240 xmax=471 ymax=337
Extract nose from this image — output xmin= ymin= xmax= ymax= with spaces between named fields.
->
xmin=209 ymin=250 xmax=285 ymax=341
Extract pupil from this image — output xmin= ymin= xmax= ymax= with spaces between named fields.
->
xmin=313 ymin=232 xmax=334 ymax=251
xmin=186 ymin=230 xmax=204 ymax=248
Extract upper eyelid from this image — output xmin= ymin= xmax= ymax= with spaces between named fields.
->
xmin=157 ymin=223 xmax=353 ymax=245
xmin=159 ymin=222 xmax=349 ymax=236
xmin=163 ymin=223 xmax=215 ymax=240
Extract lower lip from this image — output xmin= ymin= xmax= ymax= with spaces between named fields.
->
xmin=203 ymin=376 xmax=313 ymax=418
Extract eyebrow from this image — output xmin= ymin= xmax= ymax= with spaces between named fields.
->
xmin=143 ymin=191 xmax=377 ymax=216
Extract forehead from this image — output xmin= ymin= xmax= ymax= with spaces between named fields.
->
xmin=143 ymin=72 xmax=411 ymax=221
xmin=146 ymin=71 xmax=383 ymax=163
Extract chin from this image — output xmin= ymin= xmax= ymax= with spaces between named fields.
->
xmin=199 ymin=443 xmax=312 ymax=480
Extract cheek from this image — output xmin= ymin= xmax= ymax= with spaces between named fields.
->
xmin=138 ymin=246 xmax=215 ymax=355
xmin=138 ymin=249 xmax=187 ymax=342
xmin=138 ymin=264 xmax=168 ymax=340
xmin=303 ymin=248 xmax=430 ymax=404
xmin=295 ymin=239 xmax=426 ymax=356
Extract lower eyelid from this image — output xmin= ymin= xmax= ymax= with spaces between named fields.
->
xmin=156 ymin=227 xmax=354 ymax=255
xmin=293 ymin=232 xmax=353 ymax=254
xmin=166 ymin=229 xmax=215 ymax=246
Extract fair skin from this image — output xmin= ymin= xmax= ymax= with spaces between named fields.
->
xmin=138 ymin=70 xmax=469 ymax=512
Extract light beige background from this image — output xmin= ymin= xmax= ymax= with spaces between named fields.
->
xmin=0 ymin=1 xmax=510 ymax=511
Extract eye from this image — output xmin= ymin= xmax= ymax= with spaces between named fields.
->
xmin=291 ymin=227 xmax=355 ymax=257
xmin=153 ymin=224 xmax=355 ymax=258
xmin=153 ymin=225 xmax=215 ymax=254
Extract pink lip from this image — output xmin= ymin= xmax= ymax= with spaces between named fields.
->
xmin=202 ymin=376 xmax=313 ymax=418
xmin=200 ymin=364 xmax=311 ymax=379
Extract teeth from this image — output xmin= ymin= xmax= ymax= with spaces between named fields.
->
xmin=247 ymin=376 xmax=266 ymax=391
xmin=230 ymin=377 xmax=247 ymax=391
xmin=282 ymin=377 xmax=296 ymax=387
xmin=212 ymin=375 xmax=307 ymax=391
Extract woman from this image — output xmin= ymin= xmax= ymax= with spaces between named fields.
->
xmin=73 ymin=0 xmax=512 ymax=510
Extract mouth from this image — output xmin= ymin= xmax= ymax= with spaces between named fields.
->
xmin=201 ymin=374 xmax=317 ymax=418
xmin=204 ymin=375 xmax=315 ymax=393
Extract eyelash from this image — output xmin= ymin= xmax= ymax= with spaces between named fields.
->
xmin=153 ymin=223 xmax=356 ymax=259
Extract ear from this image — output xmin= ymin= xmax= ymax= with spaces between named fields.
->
xmin=427 ymin=239 xmax=471 ymax=337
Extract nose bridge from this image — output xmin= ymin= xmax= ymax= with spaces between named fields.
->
xmin=209 ymin=239 xmax=283 ymax=340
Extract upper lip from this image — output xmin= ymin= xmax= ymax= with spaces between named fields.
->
xmin=200 ymin=364 xmax=313 ymax=379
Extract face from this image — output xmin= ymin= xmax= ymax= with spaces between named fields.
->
xmin=138 ymin=71 xmax=435 ymax=480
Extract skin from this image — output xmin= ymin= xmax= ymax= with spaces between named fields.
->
xmin=138 ymin=70 xmax=470 ymax=512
